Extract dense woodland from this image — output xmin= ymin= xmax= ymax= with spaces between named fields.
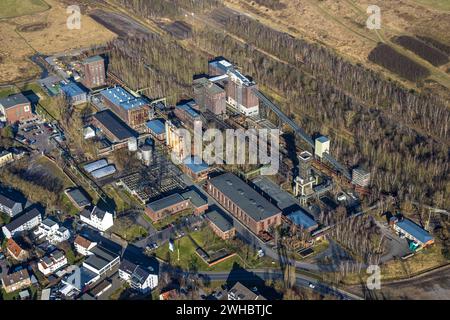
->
xmin=114 ymin=0 xmax=222 ymax=19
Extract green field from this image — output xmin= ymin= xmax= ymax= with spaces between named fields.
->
xmin=0 ymin=0 xmax=50 ymax=19
xmin=413 ymin=0 xmax=450 ymax=11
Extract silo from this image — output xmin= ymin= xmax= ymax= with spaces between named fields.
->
xmin=128 ymin=137 xmax=138 ymax=152
xmin=141 ymin=144 xmax=153 ymax=166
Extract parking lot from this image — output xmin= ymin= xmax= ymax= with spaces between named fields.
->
xmin=16 ymin=118 xmax=60 ymax=154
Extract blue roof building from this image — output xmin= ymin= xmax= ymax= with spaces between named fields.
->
xmin=146 ymin=119 xmax=165 ymax=139
xmin=394 ymin=218 xmax=434 ymax=246
xmin=287 ymin=209 xmax=318 ymax=232
xmin=100 ymin=87 xmax=147 ymax=111
xmin=182 ymin=156 xmax=210 ymax=180
xmin=61 ymin=82 xmax=87 ymax=105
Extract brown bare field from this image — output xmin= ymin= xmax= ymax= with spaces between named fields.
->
xmin=224 ymin=0 xmax=450 ymax=89
xmin=0 ymin=0 xmax=117 ymax=84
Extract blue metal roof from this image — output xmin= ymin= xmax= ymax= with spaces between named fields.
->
xmin=61 ymin=82 xmax=85 ymax=97
xmin=183 ymin=156 xmax=209 ymax=174
xmin=146 ymin=119 xmax=165 ymax=135
xmin=176 ymin=102 xmax=200 ymax=119
xmin=316 ymin=136 xmax=329 ymax=143
xmin=287 ymin=209 xmax=318 ymax=230
xmin=396 ymin=219 xmax=434 ymax=244
xmin=100 ymin=87 xmax=147 ymax=110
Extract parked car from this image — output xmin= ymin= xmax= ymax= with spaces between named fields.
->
xmin=309 ymin=283 xmax=316 ymax=289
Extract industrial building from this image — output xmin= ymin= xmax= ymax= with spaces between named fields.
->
xmin=208 ymin=59 xmax=259 ymax=117
xmin=145 ymin=193 xmax=190 ymax=222
xmin=286 ymin=209 xmax=318 ymax=232
xmin=146 ymin=119 xmax=166 ymax=141
xmin=314 ymin=136 xmax=330 ymax=159
xmin=352 ymin=167 xmax=371 ymax=187
xmin=165 ymin=120 xmax=188 ymax=162
xmin=174 ymin=101 xmax=202 ymax=126
xmin=0 ymin=93 xmax=33 ymax=124
xmin=294 ymin=151 xmax=316 ymax=200
xmin=92 ymin=109 xmax=138 ymax=143
xmin=61 ymin=82 xmax=87 ymax=105
xmin=99 ymin=87 xmax=149 ymax=127
xmin=193 ymin=77 xmax=226 ymax=115
xmin=206 ymin=173 xmax=282 ymax=235
xmin=181 ymin=156 xmax=211 ymax=181
xmin=81 ymin=56 xmax=106 ymax=89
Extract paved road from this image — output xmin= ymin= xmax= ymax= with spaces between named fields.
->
xmin=198 ymin=269 xmax=361 ymax=300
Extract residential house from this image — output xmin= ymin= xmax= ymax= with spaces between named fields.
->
xmin=2 ymin=208 xmax=42 ymax=239
xmin=1 ymin=269 xmax=32 ymax=294
xmin=0 ymin=150 xmax=13 ymax=167
xmin=38 ymin=250 xmax=68 ymax=276
xmin=6 ymin=238 xmax=29 ymax=261
xmin=80 ymin=206 xmax=114 ymax=232
xmin=119 ymin=259 xmax=158 ymax=294
xmin=82 ymin=245 xmax=120 ymax=277
xmin=0 ymin=191 xmax=24 ymax=218
xmin=74 ymin=235 xmax=97 ymax=256
xmin=34 ymin=218 xmax=70 ymax=244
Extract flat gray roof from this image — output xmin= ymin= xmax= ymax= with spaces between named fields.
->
xmin=208 ymin=173 xmax=281 ymax=221
xmin=205 ymin=210 xmax=234 ymax=232
xmin=147 ymin=193 xmax=185 ymax=212
xmin=66 ymin=188 xmax=91 ymax=207
xmin=252 ymin=176 xmax=297 ymax=212
xmin=181 ymin=189 xmax=207 ymax=208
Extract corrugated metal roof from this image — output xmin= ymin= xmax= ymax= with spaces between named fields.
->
xmin=91 ymin=165 xmax=116 ymax=179
xmin=146 ymin=119 xmax=165 ymax=135
xmin=396 ymin=219 xmax=434 ymax=244
xmin=83 ymin=159 xmax=108 ymax=173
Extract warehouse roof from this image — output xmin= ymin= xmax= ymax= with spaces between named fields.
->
xmin=0 ymin=93 xmax=30 ymax=109
xmin=205 ymin=210 xmax=233 ymax=232
xmin=146 ymin=119 xmax=165 ymax=135
xmin=396 ymin=219 xmax=434 ymax=244
xmin=100 ymin=87 xmax=147 ymax=111
xmin=176 ymin=102 xmax=200 ymax=119
xmin=61 ymin=82 xmax=86 ymax=98
xmin=147 ymin=193 xmax=186 ymax=213
xmin=93 ymin=110 xmax=137 ymax=141
xmin=252 ymin=176 xmax=297 ymax=212
xmin=208 ymin=173 xmax=281 ymax=221
xmin=287 ymin=209 xmax=318 ymax=230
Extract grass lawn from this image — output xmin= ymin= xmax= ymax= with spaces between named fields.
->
xmin=413 ymin=0 xmax=450 ymax=11
xmin=1 ymin=285 xmax=38 ymax=300
xmin=59 ymin=194 xmax=80 ymax=216
xmin=331 ymin=244 xmax=449 ymax=285
xmin=104 ymin=186 xmax=131 ymax=212
xmin=0 ymin=0 xmax=50 ymax=19
xmin=112 ymin=224 xmax=148 ymax=242
xmin=153 ymin=227 xmax=278 ymax=272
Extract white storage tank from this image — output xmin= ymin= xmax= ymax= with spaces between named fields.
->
xmin=128 ymin=137 xmax=138 ymax=152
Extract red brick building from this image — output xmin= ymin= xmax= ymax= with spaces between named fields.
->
xmin=145 ymin=194 xmax=190 ymax=222
xmin=81 ymin=56 xmax=106 ymax=89
xmin=206 ymin=173 xmax=282 ymax=235
xmin=0 ymin=93 xmax=33 ymax=124
xmin=204 ymin=210 xmax=236 ymax=240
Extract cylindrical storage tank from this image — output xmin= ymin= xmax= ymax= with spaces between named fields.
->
xmin=136 ymin=151 xmax=143 ymax=160
xmin=141 ymin=145 xmax=152 ymax=166
xmin=128 ymin=137 xmax=138 ymax=152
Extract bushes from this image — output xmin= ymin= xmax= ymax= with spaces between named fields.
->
xmin=368 ymin=43 xmax=430 ymax=82
xmin=394 ymin=36 xmax=449 ymax=67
